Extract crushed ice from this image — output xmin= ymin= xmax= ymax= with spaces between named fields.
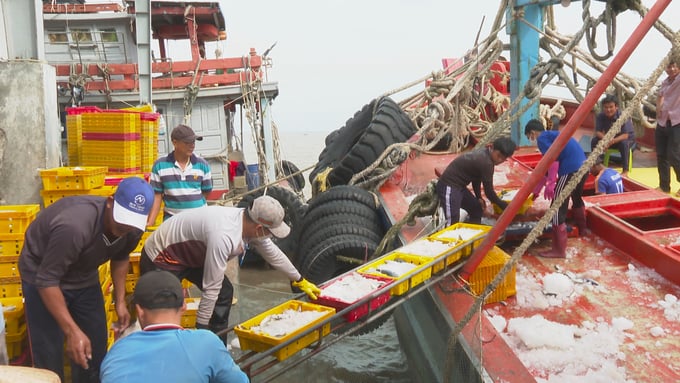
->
xmin=320 ymin=273 xmax=386 ymax=303
xmin=250 ymin=308 xmax=327 ymax=338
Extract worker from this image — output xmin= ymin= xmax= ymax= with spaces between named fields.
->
xmin=147 ymin=124 xmax=213 ymax=225
xmin=435 ymin=137 xmax=517 ymax=225
xmin=100 ymin=270 xmax=248 ymax=382
xmin=525 ymin=119 xmax=587 ymax=258
xmin=19 ymin=177 xmax=154 ymax=382
xmin=590 ymin=159 xmax=624 ymax=194
xmin=140 ymin=195 xmax=320 ymax=338
xmin=590 ymin=94 xmax=635 ymax=176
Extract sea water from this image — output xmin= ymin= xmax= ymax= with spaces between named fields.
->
xmin=236 ymin=130 xmax=413 ymax=382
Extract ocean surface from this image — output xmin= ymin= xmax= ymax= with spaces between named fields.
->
xmin=234 ymin=129 xmax=414 ymax=382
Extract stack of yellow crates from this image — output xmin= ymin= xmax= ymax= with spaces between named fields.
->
xmin=65 ymin=106 xmax=102 ymax=166
xmin=0 ymin=204 xmax=40 ymax=361
xmin=139 ymin=112 xmax=160 ymax=173
xmin=80 ymin=111 xmax=140 ymax=174
xmin=38 ymin=166 xmax=115 ymax=207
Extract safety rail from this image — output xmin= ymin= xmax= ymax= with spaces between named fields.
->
xmin=228 ymin=231 xmax=491 ymax=382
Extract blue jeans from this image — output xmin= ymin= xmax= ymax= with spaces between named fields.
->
xmin=22 ymin=281 xmax=107 ymax=383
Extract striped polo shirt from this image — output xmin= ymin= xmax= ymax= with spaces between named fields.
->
xmin=150 ymin=152 xmax=213 ymax=216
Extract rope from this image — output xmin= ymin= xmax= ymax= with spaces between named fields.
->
xmin=584 ymin=0 xmax=617 ymax=61
xmin=372 ymin=181 xmax=440 ymax=258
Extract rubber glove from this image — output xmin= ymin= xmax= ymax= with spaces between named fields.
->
xmin=532 ymin=176 xmax=547 ymax=197
xmin=292 ymin=278 xmax=321 ymax=300
xmin=544 ymin=162 xmax=559 ymax=200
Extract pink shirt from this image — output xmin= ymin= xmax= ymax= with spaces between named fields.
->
xmin=658 ymin=75 xmax=680 ymax=127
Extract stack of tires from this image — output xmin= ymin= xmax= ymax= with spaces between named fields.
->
xmin=293 ymin=185 xmax=386 ymax=284
xmin=309 ymin=96 xmax=417 ymax=192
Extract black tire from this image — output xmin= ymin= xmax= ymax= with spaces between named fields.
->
xmin=324 ymin=129 xmax=340 ymax=146
xmin=236 ymin=186 xmax=306 ymax=258
xmin=277 ymin=160 xmax=305 ymax=193
xmin=300 ymin=235 xmax=379 ymax=285
xmin=296 ymin=213 xmax=384 ymax=244
xmin=327 ymin=98 xmax=417 ymax=186
xmin=306 ymin=185 xmax=379 ymax=211
xmin=297 ymin=201 xmax=381 ymax=241
xmin=298 ymin=225 xmax=383 ymax=263
xmin=309 ymin=99 xmax=379 ymax=184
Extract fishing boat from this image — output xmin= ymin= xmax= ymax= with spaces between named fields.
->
xmin=284 ymin=1 xmax=680 ymax=382
xmin=2 ymin=0 xmax=301 ymax=205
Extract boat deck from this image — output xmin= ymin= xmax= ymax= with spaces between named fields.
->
xmin=381 ymin=141 xmax=680 ymax=382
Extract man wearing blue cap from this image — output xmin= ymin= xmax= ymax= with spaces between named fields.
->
xmin=19 ymin=177 xmax=154 ymax=383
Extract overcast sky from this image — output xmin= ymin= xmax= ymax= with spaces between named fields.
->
xmin=193 ymin=1 xmax=678 ymax=134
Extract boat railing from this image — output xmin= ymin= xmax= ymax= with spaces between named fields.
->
xmin=50 ymin=48 xmax=266 ymax=93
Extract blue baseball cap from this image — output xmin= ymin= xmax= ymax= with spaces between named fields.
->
xmin=113 ymin=177 xmax=154 ymax=231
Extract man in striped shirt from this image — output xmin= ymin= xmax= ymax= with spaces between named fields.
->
xmin=148 ymin=124 xmax=212 ymax=224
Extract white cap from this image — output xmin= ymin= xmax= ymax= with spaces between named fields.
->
xmin=248 ymin=195 xmax=290 ymax=238
xmin=113 ymin=177 xmax=154 ymax=231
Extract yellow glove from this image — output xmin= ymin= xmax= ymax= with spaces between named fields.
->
xmin=292 ymin=278 xmax=321 ymax=300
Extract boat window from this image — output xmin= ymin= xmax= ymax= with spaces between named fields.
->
xmin=47 ymin=31 xmax=68 ymax=44
xmin=71 ymin=29 xmax=93 ymax=43
xmin=99 ymin=29 xmax=119 ymax=43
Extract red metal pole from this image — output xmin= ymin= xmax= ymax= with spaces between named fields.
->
xmin=459 ymin=0 xmax=672 ymax=281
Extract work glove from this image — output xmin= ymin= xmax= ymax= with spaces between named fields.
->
xmin=532 ymin=176 xmax=547 ymax=197
xmin=292 ymin=278 xmax=321 ymax=300
xmin=544 ymin=162 xmax=559 ymax=200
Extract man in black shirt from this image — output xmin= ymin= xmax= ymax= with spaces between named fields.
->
xmin=19 ymin=177 xmax=154 ymax=383
xmin=436 ymin=137 xmax=517 ymax=225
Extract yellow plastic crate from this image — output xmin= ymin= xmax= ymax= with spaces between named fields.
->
xmin=101 ymin=277 xmax=112 ymax=296
xmin=128 ymin=253 xmax=141 ymax=278
xmin=0 ymin=234 xmax=24 ymax=256
xmin=6 ymin=323 xmax=27 ymax=360
xmin=98 ymin=261 xmax=110 ymax=285
xmin=357 ymin=253 xmax=433 ymax=296
xmin=0 ymin=205 xmax=40 ymax=237
xmin=0 ymin=277 xmax=22 ymax=298
xmin=469 ymin=246 xmax=516 ymax=304
xmin=1 ymin=297 xmax=25 ymax=333
xmin=427 ymin=222 xmax=491 ymax=262
xmin=235 ymin=300 xmax=335 ymax=361
xmin=39 ymin=166 xmax=107 ymax=191
xmin=0 ymin=257 xmax=19 ymax=277
xmin=40 ymin=186 xmax=116 ymax=207
xmin=180 ymin=297 xmax=199 ymax=328
xmin=492 ymin=190 xmax=533 ymax=215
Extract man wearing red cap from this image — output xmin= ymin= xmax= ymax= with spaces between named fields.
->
xmin=139 ymin=195 xmax=320 ymax=338
xmin=19 ymin=177 xmax=154 ymax=383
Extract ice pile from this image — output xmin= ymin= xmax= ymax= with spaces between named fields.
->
xmin=435 ymin=227 xmax=483 ymax=241
xmin=250 ymin=309 xmax=327 ymax=338
xmin=365 ymin=259 xmax=418 ymax=278
xmin=500 ymin=314 xmax=635 ymax=382
xmin=320 ymin=273 xmax=386 ymax=303
xmin=399 ymin=239 xmax=456 ymax=257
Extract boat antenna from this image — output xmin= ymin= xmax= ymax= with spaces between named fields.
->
xmin=473 ymin=16 xmax=485 ymax=54
xmin=262 ymin=42 xmax=277 ymax=58
xmin=474 ymin=16 xmax=485 ymax=48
